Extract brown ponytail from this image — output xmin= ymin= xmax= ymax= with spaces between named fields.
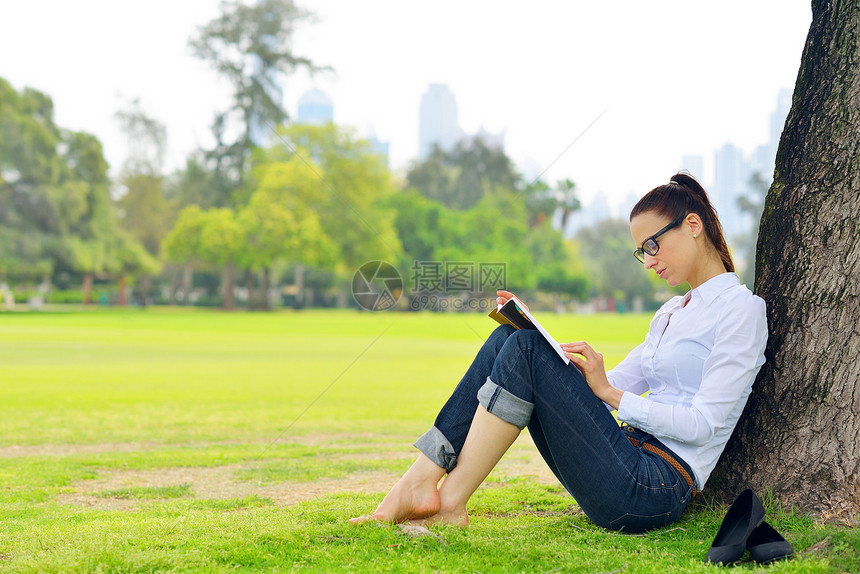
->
xmin=630 ymin=172 xmax=734 ymax=273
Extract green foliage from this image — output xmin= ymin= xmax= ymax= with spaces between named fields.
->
xmin=406 ymin=139 xmax=521 ymax=210
xmin=530 ymin=227 xmax=589 ymax=301
xmin=265 ymin=123 xmax=403 ymax=272
xmin=398 ymin=141 xmax=586 ymax=301
xmin=387 ymin=186 xmax=587 ymax=298
xmin=163 ymin=205 xmax=207 ymax=266
xmin=577 ymin=218 xmax=657 ymax=306
xmin=190 ymin=0 xmax=323 ymax=198
xmin=117 ymin=174 xmax=173 ymax=256
xmin=114 ymin=101 xmax=175 ymax=264
xmin=165 ymin=155 xmax=226 ymax=210
xmin=240 ymin=154 xmax=338 ymax=271
xmin=0 ymin=77 xmax=153 ymax=283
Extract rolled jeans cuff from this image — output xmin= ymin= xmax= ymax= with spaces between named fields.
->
xmin=414 ymin=426 xmax=458 ymax=471
xmin=477 ymin=377 xmax=533 ymax=430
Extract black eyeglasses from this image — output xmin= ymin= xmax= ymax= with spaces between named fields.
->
xmin=633 ymin=215 xmax=686 ymax=264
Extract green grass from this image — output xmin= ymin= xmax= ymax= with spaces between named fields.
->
xmin=0 ymin=307 xmax=856 ymax=572
xmin=96 ymin=483 xmax=193 ymax=500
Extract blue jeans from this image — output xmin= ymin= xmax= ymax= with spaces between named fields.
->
xmin=414 ymin=325 xmax=696 ymax=533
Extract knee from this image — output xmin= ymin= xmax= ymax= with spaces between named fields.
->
xmin=487 ymin=324 xmax=517 ymax=350
xmin=506 ymin=328 xmax=545 ymax=353
xmin=492 ymin=324 xmax=517 ymax=338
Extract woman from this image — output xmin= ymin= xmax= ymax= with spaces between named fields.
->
xmin=351 ymin=173 xmax=768 ymax=533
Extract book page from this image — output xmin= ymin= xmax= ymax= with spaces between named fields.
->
xmin=505 ymin=296 xmax=570 ymax=365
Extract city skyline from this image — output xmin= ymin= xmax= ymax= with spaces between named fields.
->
xmin=0 ymin=0 xmax=812 ymax=210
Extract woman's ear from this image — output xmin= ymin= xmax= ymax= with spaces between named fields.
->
xmin=685 ymin=213 xmax=705 ymax=238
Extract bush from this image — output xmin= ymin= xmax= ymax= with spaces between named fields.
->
xmin=46 ymin=291 xmax=87 ymax=304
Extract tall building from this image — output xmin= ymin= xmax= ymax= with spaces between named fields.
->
xmin=297 ymin=88 xmax=334 ymax=125
xmin=712 ymin=143 xmax=749 ymax=238
xmin=418 ymin=84 xmax=462 ymax=159
xmin=769 ymin=88 xmax=793 ymax=159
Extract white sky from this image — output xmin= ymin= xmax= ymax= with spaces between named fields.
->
xmin=0 ymin=0 xmax=812 ymax=209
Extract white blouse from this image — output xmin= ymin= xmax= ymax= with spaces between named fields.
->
xmin=608 ymin=272 xmax=768 ymax=489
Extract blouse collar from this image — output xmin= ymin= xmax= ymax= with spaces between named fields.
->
xmin=689 ymin=272 xmax=740 ymax=306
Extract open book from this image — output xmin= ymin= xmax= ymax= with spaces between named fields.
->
xmin=488 ymin=295 xmax=569 ymax=365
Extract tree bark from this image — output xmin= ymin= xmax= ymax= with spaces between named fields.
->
xmin=260 ymin=267 xmax=271 ymax=311
xmin=707 ymin=0 xmax=860 ymax=522
xmin=221 ymin=262 xmax=236 ymax=310
xmin=181 ymin=263 xmax=192 ymax=306
xmin=118 ymin=275 xmax=127 ymax=306
xmin=293 ymin=263 xmax=304 ymax=310
xmin=82 ymin=273 xmax=93 ymax=305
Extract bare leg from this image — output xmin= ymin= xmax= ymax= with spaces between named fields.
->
xmin=349 ymin=453 xmax=445 ymax=524
xmin=421 ymin=405 xmax=521 ymax=526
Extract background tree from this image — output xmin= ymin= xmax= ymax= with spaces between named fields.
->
xmin=237 ymin=157 xmax=337 ymax=310
xmin=576 ymin=219 xmax=655 ymax=310
xmin=529 ymin=223 xmax=589 ymax=305
xmin=555 ymin=178 xmax=581 ymax=231
xmin=708 ymin=0 xmax=860 ymax=518
xmin=523 ymin=179 xmax=557 ymax=228
xmin=190 ymin=0 xmax=323 ymax=205
xmin=115 ymin=100 xmax=170 ymax=303
xmin=0 ymin=78 xmax=153 ymax=302
xmin=197 ymin=207 xmax=243 ymax=310
xmin=406 ymin=138 xmax=520 ymax=210
xmin=0 ymin=79 xmax=57 ymax=281
xmin=523 ymin=177 xmax=582 ymax=230
xmin=732 ymin=171 xmax=769 ymax=280
xmin=162 ymin=205 xmax=207 ymax=305
xmin=271 ymin=124 xmax=402 ymax=298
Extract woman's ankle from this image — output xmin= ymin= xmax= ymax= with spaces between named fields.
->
xmin=401 ymin=454 xmax=446 ymax=489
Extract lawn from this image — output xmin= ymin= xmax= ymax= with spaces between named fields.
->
xmin=0 ymin=307 xmax=856 ymax=572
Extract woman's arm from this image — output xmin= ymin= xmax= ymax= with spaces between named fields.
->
xmin=561 ymin=341 xmax=652 ymax=410
xmin=617 ymin=298 xmax=768 ymax=445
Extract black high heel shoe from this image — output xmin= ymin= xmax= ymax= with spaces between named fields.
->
xmin=705 ymin=489 xmax=765 ymax=565
xmin=747 ymin=521 xmax=793 ymax=564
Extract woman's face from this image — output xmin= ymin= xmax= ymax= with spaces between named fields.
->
xmin=630 ymin=211 xmax=697 ymax=287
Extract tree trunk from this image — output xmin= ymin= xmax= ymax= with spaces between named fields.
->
xmin=82 ymin=273 xmax=93 ymax=305
xmin=181 ymin=263 xmax=192 ymax=306
xmin=293 ymin=263 xmax=305 ymax=310
xmin=118 ymin=275 xmax=127 ymax=306
xmin=708 ymin=0 xmax=860 ymax=522
xmin=222 ymin=262 xmax=236 ymax=310
xmin=169 ymin=265 xmax=179 ymax=306
xmin=244 ymin=269 xmax=255 ymax=310
xmin=260 ymin=267 xmax=271 ymax=311
xmin=140 ymin=276 xmax=151 ymax=306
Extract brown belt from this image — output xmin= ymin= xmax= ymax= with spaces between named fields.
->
xmin=626 ymin=435 xmax=697 ymax=497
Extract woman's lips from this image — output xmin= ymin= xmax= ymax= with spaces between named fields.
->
xmin=657 ymin=268 xmax=667 ymax=279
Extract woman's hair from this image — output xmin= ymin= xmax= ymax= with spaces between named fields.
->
xmin=630 ymin=172 xmax=734 ymax=272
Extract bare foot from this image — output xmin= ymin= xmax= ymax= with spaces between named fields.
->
xmin=408 ymin=504 xmax=469 ymax=527
xmin=349 ymin=475 xmax=441 ymax=525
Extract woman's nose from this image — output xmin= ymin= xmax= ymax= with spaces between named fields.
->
xmin=643 ymin=253 xmax=658 ymax=269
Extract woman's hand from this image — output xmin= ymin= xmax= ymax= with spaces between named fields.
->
xmin=560 ymin=341 xmax=623 ymax=409
xmin=496 ymin=290 xmax=529 ymax=311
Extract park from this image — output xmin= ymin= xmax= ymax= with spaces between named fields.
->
xmin=1 ymin=0 xmax=859 ymax=571
xmin=0 ymin=308 xmax=855 ymax=572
